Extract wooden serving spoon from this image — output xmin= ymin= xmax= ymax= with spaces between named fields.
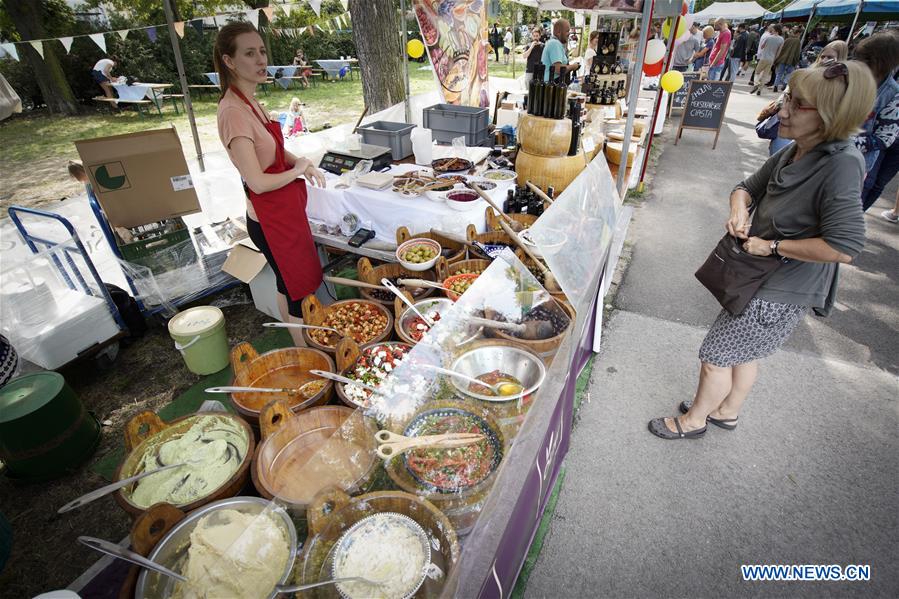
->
xmin=323 ymin=276 xmax=390 ymax=291
xmin=526 ymin=181 xmax=554 ymax=205
xmin=498 ymin=220 xmax=562 ymax=293
xmin=396 ymin=278 xmax=446 ymax=291
xmin=467 ymin=182 xmax=526 ymax=232
xmin=374 ymin=430 xmax=485 ymax=460
xmin=467 ymin=316 xmax=555 ymax=340
xmin=309 ymin=369 xmax=380 ymax=394
xmin=421 ymin=364 xmax=524 ymax=397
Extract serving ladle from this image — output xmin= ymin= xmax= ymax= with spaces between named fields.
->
xmin=309 ymin=369 xmax=380 ymax=394
xmin=381 ymin=277 xmax=435 ymax=327
xmin=59 ymin=463 xmax=188 ymax=514
xmin=78 ymin=536 xmax=187 ymax=582
xmin=275 ymin=576 xmax=384 ymax=593
xmin=421 ymin=364 xmax=523 ymax=397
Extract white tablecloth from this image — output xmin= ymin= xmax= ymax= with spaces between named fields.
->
xmin=112 ymin=83 xmax=159 ymax=103
xmin=305 ymin=164 xmax=512 ymax=243
xmin=315 ymin=59 xmax=352 ymax=78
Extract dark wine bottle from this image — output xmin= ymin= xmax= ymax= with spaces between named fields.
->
xmin=527 ymin=70 xmax=537 ymax=115
xmin=567 ymin=99 xmax=582 ymax=157
xmin=504 ymin=188 xmax=515 ymax=213
xmin=534 ymin=63 xmax=545 ymax=117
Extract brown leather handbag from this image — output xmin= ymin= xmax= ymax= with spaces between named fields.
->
xmin=695 ymin=234 xmax=782 ymax=316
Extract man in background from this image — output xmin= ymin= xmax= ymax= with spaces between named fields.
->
xmin=672 ymin=24 xmax=700 ymax=72
xmin=541 ymin=19 xmax=581 ymax=82
xmin=772 ymin=26 xmax=802 ymax=92
xmin=728 ymin=23 xmax=748 ymax=81
xmin=751 ymin=24 xmax=783 ymax=95
xmin=744 ymin=25 xmax=759 ymax=78
xmin=707 ymin=18 xmax=731 ymax=81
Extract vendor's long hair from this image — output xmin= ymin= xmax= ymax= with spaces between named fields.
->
xmin=213 ymin=21 xmax=260 ymax=98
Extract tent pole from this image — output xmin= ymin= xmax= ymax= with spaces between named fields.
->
xmin=639 ymin=11 xmax=679 ymax=185
xmin=617 ymin=0 xmax=654 ymax=195
xmin=511 ymin=2 xmax=516 ymax=79
xmin=800 ymin=2 xmax=819 ymax=47
xmin=400 ymin=0 xmax=412 ymax=123
xmin=162 ymin=0 xmax=204 ymax=172
xmin=849 ymin=1 xmax=864 ymax=41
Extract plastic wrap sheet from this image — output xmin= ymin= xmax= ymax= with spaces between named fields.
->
xmin=0 ymin=238 xmax=120 ymax=370
xmin=527 ymin=154 xmax=622 ymax=314
xmin=231 ymin=250 xmax=574 ymax=598
xmin=118 ymin=229 xmax=239 ymax=317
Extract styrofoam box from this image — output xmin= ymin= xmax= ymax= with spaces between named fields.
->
xmin=3 ymin=288 xmax=120 ymax=370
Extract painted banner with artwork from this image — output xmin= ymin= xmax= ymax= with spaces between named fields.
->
xmin=413 ymin=1 xmax=489 ymax=107
xmin=561 ymin=0 xmax=644 ymax=11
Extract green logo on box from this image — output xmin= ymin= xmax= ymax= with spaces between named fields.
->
xmin=91 ymin=162 xmax=130 ymax=191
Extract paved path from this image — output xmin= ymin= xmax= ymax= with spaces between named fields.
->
xmin=525 ymin=80 xmax=899 ymax=598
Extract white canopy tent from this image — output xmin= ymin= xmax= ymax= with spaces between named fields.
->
xmin=764 ymin=0 xmax=899 ymax=19
xmin=691 ymin=1 xmax=767 ymax=21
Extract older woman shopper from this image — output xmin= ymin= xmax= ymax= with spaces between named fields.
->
xmin=649 ymin=61 xmax=876 ymax=439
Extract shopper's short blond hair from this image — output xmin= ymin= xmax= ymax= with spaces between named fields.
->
xmin=702 ymin=25 xmax=714 ymax=38
xmin=788 ymin=61 xmax=876 ymax=141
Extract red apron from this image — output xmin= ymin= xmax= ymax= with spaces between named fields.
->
xmin=232 ymin=87 xmax=322 ymax=300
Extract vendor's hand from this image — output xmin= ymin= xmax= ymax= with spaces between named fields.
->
xmin=303 ymin=164 xmax=326 ymax=187
xmin=742 ymin=236 xmax=772 ymax=256
xmin=726 ymin=207 xmax=751 ymax=239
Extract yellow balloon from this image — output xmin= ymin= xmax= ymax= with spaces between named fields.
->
xmin=660 ymin=70 xmax=685 ymax=94
xmin=662 ymin=17 xmax=687 ymax=40
xmin=407 ymin=39 xmax=425 ymax=59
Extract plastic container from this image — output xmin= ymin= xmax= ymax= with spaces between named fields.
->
xmin=423 ymin=104 xmax=490 ymax=146
xmin=357 ymin=121 xmax=416 ymax=160
xmin=168 ymin=306 xmax=229 ymax=375
xmin=0 ymin=372 xmax=100 ymax=482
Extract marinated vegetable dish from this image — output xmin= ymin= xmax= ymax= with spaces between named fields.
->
xmin=511 ymin=304 xmax=570 ymax=340
xmin=308 ymin=302 xmax=389 ymax=347
xmin=297 ymin=379 xmax=326 ymax=398
xmin=445 ymin=274 xmax=478 ymax=297
xmin=468 ymin=370 xmax=524 ymax=397
xmin=483 ymin=170 xmax=516 ymax=181
xmin=405 ymin=410 xmax=500 ymax=492
xmin=431 ymin=157 xmax=473 ymax=172
xmin=402 ymin=244 xmax=437 ymax=263
xmin=403 ymin=304 xmax=442 ymax=342
xmin=343 ymin=344 xmax=410 ymax=407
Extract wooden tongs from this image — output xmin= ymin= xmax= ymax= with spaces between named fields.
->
xmin=375 ymin=430 xmax=484 ymax=460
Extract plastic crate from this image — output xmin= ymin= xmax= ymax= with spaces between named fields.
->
xmin=430 ymin=127 xmax=492 ymax=146
xmin=423 ymin=104 xmax=490 ymax=144
xmin=117 ymin=219 xmax=195 ymax=274
xmin=357 ymin=121 xmax=416 ymax=160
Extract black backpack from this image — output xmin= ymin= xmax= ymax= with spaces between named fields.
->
xmin=104 ymin=284 xmax=147 ymax=342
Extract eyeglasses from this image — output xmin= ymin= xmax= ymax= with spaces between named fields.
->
xmin=783 ymin=92 xmax=817 ymax=112
xmin=823 ymin=61 xmax=849 ymax=83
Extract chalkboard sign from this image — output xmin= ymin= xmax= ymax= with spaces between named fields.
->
xmin=669 ymin=72 xmax=701 ymax=113
xmin=675 ymin=80 xmax=732 ymax=149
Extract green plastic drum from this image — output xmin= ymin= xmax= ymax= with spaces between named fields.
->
xmin=168 ymin=306 xmax=229 ymax=375
xmin=0 ymin=372 xmax=100 ymax=482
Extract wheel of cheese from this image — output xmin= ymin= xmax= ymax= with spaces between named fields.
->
xmin=605 ymin=142 xmax=637 ymax=167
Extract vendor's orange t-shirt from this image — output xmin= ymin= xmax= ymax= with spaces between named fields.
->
xmin=216 ymin=87 xmax=277 ymax=221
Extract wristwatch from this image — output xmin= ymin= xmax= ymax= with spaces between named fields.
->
xmin=770 ymin=239 xmax=783 ymax=258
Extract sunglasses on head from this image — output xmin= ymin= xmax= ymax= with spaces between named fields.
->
xmin=823 ymin=61 xmax=848 ymax=82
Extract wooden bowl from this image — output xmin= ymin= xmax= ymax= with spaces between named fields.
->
xmin=486 ymin=207 xmax=538 ymax=232
xmin=113 ymin=411 xmax=255 ymax=518
xmin=396 ymin=226 xmax=466 ymax=265
xmin=466 ymin=223 xmax=514 ymax=258
xmin=229 ymin=342 xmax=335 ymax=428
xmin=301 ymin=296 xmax=394 ymax=354
xmin=488 ymin=299 xmax=575 ymax=362
xmin=435 ymin=256 xmax=491 ymax=281
xmin=356 ymin=257 xmax=435 ymax=306
xmin=251 ymin=400 xmax=378 ymax=512
xmin=332 ymin=337 xmax=414 ymax=409
xmin=297 ymin=488 xmax=460 ymax=594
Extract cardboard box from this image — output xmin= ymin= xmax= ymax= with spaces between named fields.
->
xmin=222 ymin=240 xmax=281 ymax=320
xmin=75 ymin=127 xmax=201 ymax=228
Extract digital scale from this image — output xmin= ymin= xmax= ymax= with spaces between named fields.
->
xmin=319 ymin=143 xmax=393 ymax=175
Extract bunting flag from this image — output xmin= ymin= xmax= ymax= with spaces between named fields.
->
xmin=30 ymin=40 xmax=44 ymax=59
xmin=146 ymin=26 xmax=157 ymax=42
xmin=1 ymin=43 xmax=19 ymax=61
xmin=262 ymin=6 xmax=274 ymax=21
xmin=89 ymin=33 xmax=107 ymax=53
xmin=245 ymin=9 xmax=259 ymax=28
xmin=174 ymin=21 xmax=185 ymax=38
xmin=59 ymin=36 xmax=74 ymax=53
xmin=281 ymin=4 xmax=292 ymax=17
xmin=117 ymin=30 xmax=128 ymax=40
xmin=340 ymin=0 xmax=349 ymax=9
xmin=308 ymin=0 xmax=322 ymax=17
xmin=190 ymin=19 xmax=204 ymax=35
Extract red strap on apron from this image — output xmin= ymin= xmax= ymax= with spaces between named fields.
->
xmin=230 ymin=87 xmax=322 ymax=300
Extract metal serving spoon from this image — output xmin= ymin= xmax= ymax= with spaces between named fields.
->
xmin=78 ymin=536 xmax=187 ymax=582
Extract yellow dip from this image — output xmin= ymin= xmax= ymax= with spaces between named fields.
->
xmin=172 ymin=509 xmax=289 ymax=599
xmin=129 ymin=416 xmax=248 ymax=508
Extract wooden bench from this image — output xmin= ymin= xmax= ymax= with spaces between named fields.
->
xmin=93 ymin=96 xmax=156 ymax=118
xmin=162 ymin=94 xmax=185 ymax=115
xmin=188 ymin=84 xmax=220 ymax=99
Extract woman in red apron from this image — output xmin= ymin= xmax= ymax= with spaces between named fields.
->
xmin=214 ymin=22 xmax=325 ymax=345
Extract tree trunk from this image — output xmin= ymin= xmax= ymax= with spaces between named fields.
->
xmin=349 ymin=0 xmax=406 ymax=112
xmin=3 ymin=0 xmax=79 ymax=115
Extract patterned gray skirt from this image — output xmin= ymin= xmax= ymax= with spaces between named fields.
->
xmin=699 ymin=297 xmax=807 ymax=367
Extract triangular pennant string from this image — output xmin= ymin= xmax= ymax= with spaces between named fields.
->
xmin=190 ymin=19 xmax=204 ymax=35
xmin=59 ymin=36 xmax=73 ymax=53
xmin=30 ymin=41 xmax=44 ymax=59
xmin=340 ymin=0 xmax=349 ymax=9
xmin=1 ymin=43 xmax=19 ymax=61
xmin=117 ymin=30 xmax=129 ymax=41
xmin=308 ymin=0 xmax=322 ymax=17
xmin=245 ymin=9 xmax=259 ymax=28
xmin=282 ymin=4 xmax=293 ymax=17
xmin=89 ymin=33 xmax=107 ymax=53
xmin=174 ymin=22 xmax=185 ymax=38
xmin=146 ymin=26 xmax=157 ymax=42
xmin=262 ymin=6 xmax=274 ymax=21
